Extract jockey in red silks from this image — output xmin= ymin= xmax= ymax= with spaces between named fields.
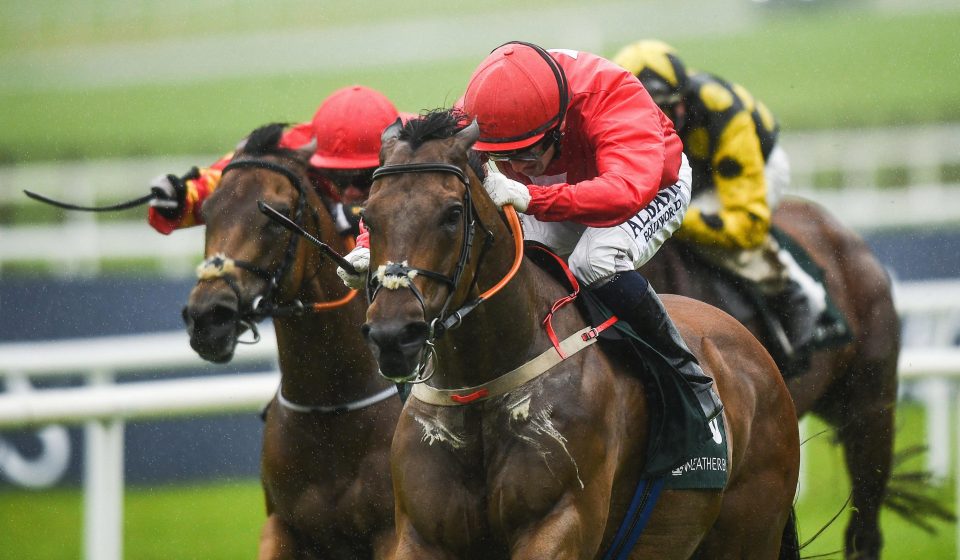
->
xmin=338 ymin=41 xmax=722 ymax=421
xmin=147 ymin=85 xmax=406 ymax=238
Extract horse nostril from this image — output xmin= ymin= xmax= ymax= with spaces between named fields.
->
xmin=398 ymin=322 xmax=430 ymax=347
xmin=186 ymin=302 xmax=240 ymax=331
xmin=205 ymin=303 xmax=239 ymax=327
xmin=363 ymin=321 xmax=429 ymax=351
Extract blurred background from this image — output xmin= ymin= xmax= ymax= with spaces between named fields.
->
xmin=1 ymin=0 xmax=959 ymax=558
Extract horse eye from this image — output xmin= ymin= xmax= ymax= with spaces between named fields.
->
xmin=444 ymin=206 xmax=463 ymax=227
xmin=264 ymin=207 xmax=291 ymax=231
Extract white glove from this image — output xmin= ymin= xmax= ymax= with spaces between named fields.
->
xmin=148 ymin=174 xmax=182 ymax=209
xmin=337 ymin=246 xmax=370 ymax=290
xmin=482 ymin=172 xmax=531 ymax=213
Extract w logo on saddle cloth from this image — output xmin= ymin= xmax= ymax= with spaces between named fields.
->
xmin=669 ymin=416 xmax=728 ymax=487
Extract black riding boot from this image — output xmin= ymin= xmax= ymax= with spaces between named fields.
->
xmin=768 ymin=278 xmax=818 ymax=356
xmin=592 ymin=271 xmax=724 ymax=421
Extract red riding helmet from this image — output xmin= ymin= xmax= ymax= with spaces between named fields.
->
xmin=463 ymin=41 xmax=569 ymax=152
xmin=310 ymin=85 xmax=400 ymax=169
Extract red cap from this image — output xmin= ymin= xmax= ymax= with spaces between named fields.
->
xmin=310 ymin=85 xmax=400 ymax=169
xmin=463 ymin=44 xmax=565 ymax=152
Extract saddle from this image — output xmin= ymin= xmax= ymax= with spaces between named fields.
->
xmin=679 ymin=227 xmax=851 ymax=378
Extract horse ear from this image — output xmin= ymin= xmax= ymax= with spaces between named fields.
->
xmin=381 ymin=117 xmax=403 ymax=144
xmin=296 ymin=138 xmax=318 ymax=163
xmin=378 ymin=117 xmax=404 ymax=163
xmin=453 ymin=119 xmax=480 ymax=152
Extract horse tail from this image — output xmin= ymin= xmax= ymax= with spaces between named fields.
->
xmin=778 ymin=507 xmax=800 ymax=560
xmin=883 ymin=445 xmax=956 ymax=531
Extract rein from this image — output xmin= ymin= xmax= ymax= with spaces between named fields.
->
xmin=367 ymin=161 xmax=524 ymax=383
xmin=23 ymin=190 xmax=156 ymax=212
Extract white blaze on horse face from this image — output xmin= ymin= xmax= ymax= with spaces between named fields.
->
xmin=505 ymin=392 xmax=584 ymax=489
xmin=414 ymin=413 xmax=466 ymax=449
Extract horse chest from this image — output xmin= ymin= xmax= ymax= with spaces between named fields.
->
xmin=399 ymin=393 xmax=593 ymax=542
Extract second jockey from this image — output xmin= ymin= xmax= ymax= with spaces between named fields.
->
xmin=613 ymin=40 xmax=829 ymax=369
xmin=147 ymin=85 xmax=404 ymax=238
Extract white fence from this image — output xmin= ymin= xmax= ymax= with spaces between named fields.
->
xmin=2 ymin=124 xmax=960 ymax=276
xmin=0 ymin=281 xmax=959 ymax=559
xmin=0 ymin=329 xmax=278 ymax=560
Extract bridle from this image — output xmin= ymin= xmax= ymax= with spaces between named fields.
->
xmin=366 ymin=161 xmax=523 ymax=383
xmin=194 ymin=158 xmax=321 ymax=343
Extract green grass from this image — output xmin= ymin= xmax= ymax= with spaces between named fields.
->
xmin=0 ymin=7 xmax=958 ymax=164
xmin=0 ymin=480 xmax=264 ymax=560
xmin=664 ymin=10 xmax=960 ymax=133
xmin=0 ymin=404 xmax=954 ymax=559
xmin=796 ymin=403 xmax=956 ymax=558
xmin=0 ymin=59 xmax=474 ymax=165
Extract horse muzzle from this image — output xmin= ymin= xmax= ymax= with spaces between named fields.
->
xmin=361 ymin=319 xmax=431 ymax=381
xmin=182 ymin=294 xmax=243 ymax=364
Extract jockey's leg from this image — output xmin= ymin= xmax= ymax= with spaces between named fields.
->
xmin=767 ymin=245 xmax=828 ymax=357
xmin=567 ymin=155 xmax=721 ymax=420
xmin=591 ymin=272 xmax=723 ymax=420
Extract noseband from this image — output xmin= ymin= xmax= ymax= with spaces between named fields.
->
xmin=195 ymin=158 xmax=309 ymax=341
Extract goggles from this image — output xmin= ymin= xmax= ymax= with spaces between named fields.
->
xmin=320 ymin=168 xmax=375 ymax=191
xmin=485 ymin=138 xmax=552 ymax=162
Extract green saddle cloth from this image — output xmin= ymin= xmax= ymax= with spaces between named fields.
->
xmin=577 ymin=288 xmax=726 ymax=487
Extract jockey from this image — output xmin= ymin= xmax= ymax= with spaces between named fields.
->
xmin=147 ymin=85 xmax=403 ymax=237
xmin=339 ymin=41 xmax=723 ymax=421
xmin=612 ymin=40 xmax=828 ymax=364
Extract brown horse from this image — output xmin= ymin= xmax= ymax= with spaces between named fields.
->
xmin=359 ymin=110 xmax=799 ymax=559
xmin=640 ymin=199 xmax=900 ymax=559
xmin=182 ymin=124 xmax=400 ymax=559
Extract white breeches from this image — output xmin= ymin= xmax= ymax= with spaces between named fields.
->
xmin=522 ymin=154 xmax=692 ymax=287
xmin=765 ymin=145 xmax=791 ymax=208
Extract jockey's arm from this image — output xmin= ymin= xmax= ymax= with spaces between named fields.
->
xmin=675 ymin=111 xmax=770 ymax=250
xmin=147 ymin=159 xmax=229 ymax=234
xmin=148 ymin=122 xmax=315 ymax=235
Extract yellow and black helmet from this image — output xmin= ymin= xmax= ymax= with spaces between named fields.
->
xmin=612 ymin=40 xmax=688 ymax=107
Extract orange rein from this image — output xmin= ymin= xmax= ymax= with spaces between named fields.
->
xmin=478 ymin=205 xmax=524 ymax=301
xmin=309 ymin=234 xmax=359 ymax=312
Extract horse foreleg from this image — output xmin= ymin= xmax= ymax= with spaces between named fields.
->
xmin=835 ymin=383 xmax=896 ymax=560
xmin=509 ymin=503 xmax=594 ymax=560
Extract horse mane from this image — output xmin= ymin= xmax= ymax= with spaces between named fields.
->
xmin=399 ymin=109 xmax=487 ymax=180
xmin=237 ymin=122 xmax=300 ymax=159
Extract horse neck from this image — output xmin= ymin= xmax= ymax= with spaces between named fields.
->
xmin=274 ymin=199 xmax=382 ymax=405
xmin=433 ymin=221 xmax=584 ymax=389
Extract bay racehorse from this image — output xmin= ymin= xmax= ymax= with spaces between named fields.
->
xmin=359 ymin=110 xmax=800 ymax=559
xmin=181 ymin=124 xmax=400 ymax=559
xmin=640 ymin=200 xmax=901 ymax=559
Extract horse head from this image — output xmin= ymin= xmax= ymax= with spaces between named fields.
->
xmin=361 ymin=110 xmax=515 ymax=381
xmin=183 ymin=123 xmax=338 ymax=363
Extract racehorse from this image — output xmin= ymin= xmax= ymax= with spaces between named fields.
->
xmin=640 ymin=200 xmax=901 ymax=559
xmin=181 ymin=124 xmax=400 ymax=559
xmin=359 ymin=109 xmax=800 ymax=559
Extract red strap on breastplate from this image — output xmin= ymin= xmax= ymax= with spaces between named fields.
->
xmin=527 ymin=246 xmax=582 ymax=358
